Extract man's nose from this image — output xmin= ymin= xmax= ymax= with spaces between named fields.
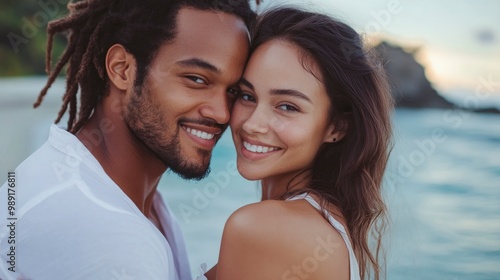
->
xmin=199 ymin=89 xmax=231 ymax=125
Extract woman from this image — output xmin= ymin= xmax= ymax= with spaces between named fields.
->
xmin=205 ymin=7 xmax=393 ymax=280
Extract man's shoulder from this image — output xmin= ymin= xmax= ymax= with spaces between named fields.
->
xmin=12 ymin=124 xmax=95 ymax=182
xmin=0 ymin=224 xmax=172 ymax=280
xmin=0 ymin=189 xmax=172 ymax=278
xmin=0 ymin=187 xmax=173 ymax=280
xmin=2 ymin=168 xmax=157 ymax=245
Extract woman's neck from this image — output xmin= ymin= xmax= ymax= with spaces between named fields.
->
xmin=260 ymin=169 xmax=312 ymax=201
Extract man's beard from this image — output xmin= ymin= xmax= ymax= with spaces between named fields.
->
xmin=159 ymin=133 xmax=212 ymax=180
xmin=124 ymin=87 xmax=211 ymax=180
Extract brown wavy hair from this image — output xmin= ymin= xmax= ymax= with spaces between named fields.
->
xmin=35 ymin=0 xmax=255 ymax=133
xmin=252 ymin=7 xmax=393 ymax=280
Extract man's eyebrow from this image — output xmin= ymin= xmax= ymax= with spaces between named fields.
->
xmin=176 ymin=58 xmax=221 ymax=74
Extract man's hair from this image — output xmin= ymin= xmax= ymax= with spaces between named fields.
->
xmin=35 ymin=0 xmax=255 ymax=133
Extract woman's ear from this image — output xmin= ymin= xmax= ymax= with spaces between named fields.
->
xmin=105 ymin=44 xmax=136 ymax=91
xmin=324 ymin=120 xmax=348 ymax=143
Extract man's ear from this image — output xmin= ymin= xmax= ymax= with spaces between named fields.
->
xmin=323 ymin=120 xmax=348 ymax=143
xmin=105 ymin=44 xmax=135 ymax=91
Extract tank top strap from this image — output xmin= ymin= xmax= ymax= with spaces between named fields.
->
xmin=287 ymin=193 xmax=361 ymax=280
xmin=288 ymin=193 xmax=348 ymax=234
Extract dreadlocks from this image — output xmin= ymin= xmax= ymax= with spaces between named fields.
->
xmin=35 ymin=0 xmax=256 ymax=133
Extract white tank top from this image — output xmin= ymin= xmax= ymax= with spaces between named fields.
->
xmin=287 ymin=193 xmax=361 ymax=280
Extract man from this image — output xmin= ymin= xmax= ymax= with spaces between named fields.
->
xmin=0 ymin=0 xmax=254 ymax=279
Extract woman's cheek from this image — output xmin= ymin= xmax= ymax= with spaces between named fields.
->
xmin=230 ymin=102 xmax=247 ymax=129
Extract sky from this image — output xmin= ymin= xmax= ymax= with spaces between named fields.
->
xmin=258 ymin=0 xmax=500 ymax=104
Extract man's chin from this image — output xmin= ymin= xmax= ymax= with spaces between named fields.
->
xmin=168 ymin=154 xmax=212 ymax=181
xmin=160 ymin=146 xmax=213 ymax=180
xmin=171 ymin=165 xmax=211 ymax=181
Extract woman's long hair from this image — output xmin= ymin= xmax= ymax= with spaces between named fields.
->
xmin=252 ymin=7 xmax=393 ymax=280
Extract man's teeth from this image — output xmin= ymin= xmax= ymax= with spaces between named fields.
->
xmin=185 ymin=127 xmax=215 ymax=140
xmin=243 ymin=141 xmax=277 ymax=153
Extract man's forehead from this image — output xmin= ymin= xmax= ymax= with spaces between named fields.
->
xmin=160 ymin=8 xmax=249 ymax=73
xmin=175 ymin=7 xmax=248 ymax=37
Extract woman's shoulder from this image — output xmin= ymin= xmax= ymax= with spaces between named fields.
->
xmin=227 ymin=199 xmax=305 ymax=226
xmin=226 ymin=199 xmax=341 ymax=235
xmin=217 ymin=199 xmax=350 ymax=279
xmin=225 ymin=199 xmax=301 ymax=229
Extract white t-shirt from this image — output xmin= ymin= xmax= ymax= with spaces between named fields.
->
xmin=0 ymin=125 xmax=191 ymax=280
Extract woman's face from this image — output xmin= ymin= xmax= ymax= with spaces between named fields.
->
xmin=230 ymin=39 xmax=336 ymax=181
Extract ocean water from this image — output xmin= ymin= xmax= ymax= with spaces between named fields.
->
xmin=384 ymin=110 xmax=500 ymax=279
xmin=1 ymin=78 xmax=499 ymax=279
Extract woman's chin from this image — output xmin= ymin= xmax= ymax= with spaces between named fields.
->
xmin=236 ymin=164 xmax=265 ymax=181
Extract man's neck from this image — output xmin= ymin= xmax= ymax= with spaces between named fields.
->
xmin=75 ymin=103 xmax=166 ymax=218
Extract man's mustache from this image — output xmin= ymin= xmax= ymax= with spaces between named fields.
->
xmin=178 ymin=117 xmax=226 ymax=130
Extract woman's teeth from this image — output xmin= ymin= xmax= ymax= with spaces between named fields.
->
xmin=243 ymin=141 xmax=278 ymax=153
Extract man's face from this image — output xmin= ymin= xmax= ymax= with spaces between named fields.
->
xmin=124 ymin=7 xmax=249 ymax=180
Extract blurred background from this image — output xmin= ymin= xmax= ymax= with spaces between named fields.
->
xmin=1 ymin=0 xmax=499 ymax=279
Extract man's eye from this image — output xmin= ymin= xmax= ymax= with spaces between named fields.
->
xmin=227 ymin=88 xmax=240 ymax=96
xmin=186 ymin=76 xmax=206 ymax=85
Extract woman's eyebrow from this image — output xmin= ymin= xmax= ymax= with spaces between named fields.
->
xmin=270 ymin=89 xmax=312 ymax=103
xmin=240 ymin=78 xmax=311 ymax=103
xmin=239 ymin=77 xmax=254 ymax=90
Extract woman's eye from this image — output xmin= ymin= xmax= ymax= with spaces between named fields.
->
xmin=186 ymin=76 xmax=206 ymax=85
xmin=277 ymin=104 xmax=299 ymax=112
xmin=240 ymin=93 xmax=256 ymax=102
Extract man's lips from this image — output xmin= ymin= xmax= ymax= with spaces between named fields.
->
xmin=183 ymin=126 xmax=215 ymax=140
xmin=180 ymin=123 xmax=223 ymax=150
xmin=181 ymin=123 xmax=222 ymax=139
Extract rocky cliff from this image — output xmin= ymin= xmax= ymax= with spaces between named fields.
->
xmin=374 ymin=42 xmax=455 ymax=109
